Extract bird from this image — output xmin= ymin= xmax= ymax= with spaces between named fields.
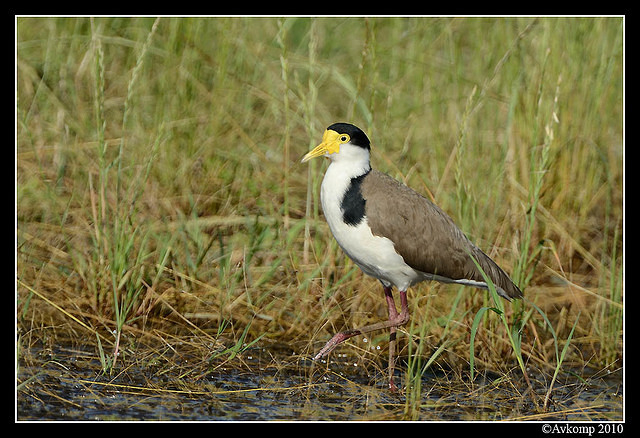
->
xmin=301 ymin=122 xmax=522 ymax=392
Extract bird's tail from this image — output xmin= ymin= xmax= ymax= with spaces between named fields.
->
xmin=468 ymin=247 xmax=523 ymax=300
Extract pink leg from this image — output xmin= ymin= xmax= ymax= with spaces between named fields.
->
xmin=383 ymin=286 xmax=399 ymax=391
xmin=314 ymin=285 xmax=410 ymax=392
xmin=385 ymin=287 xmax=409 ymax=392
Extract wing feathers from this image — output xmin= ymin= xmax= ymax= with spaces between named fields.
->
xmin=360 ymin=170 xmax=522 ymax=299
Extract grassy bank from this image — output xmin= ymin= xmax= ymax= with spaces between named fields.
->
xmin=17 ymin=17 xmax=623 ymax=416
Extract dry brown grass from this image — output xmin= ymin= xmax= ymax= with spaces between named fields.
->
xmin=17 ymin=17 xmax=623 ymax=420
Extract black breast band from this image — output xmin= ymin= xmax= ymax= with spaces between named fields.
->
xmin=340 ymin=171 xmax=369 ymax=226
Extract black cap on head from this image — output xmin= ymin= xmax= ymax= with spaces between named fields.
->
xmin=327 ymin=123 xmax=370 ymax=150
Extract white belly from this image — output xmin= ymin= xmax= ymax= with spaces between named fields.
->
xmin=320 ymin=167 xmax=423 ymax=291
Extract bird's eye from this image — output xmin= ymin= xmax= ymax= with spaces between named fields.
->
xmin=340 ymin=135 xmax=349 ymax=142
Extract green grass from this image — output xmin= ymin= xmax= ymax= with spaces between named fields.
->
xmin=17 ymin=17 xmax=623 ymax=419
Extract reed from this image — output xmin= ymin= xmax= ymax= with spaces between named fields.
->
xmin=17 ymin=17 xmax=623 ymax=418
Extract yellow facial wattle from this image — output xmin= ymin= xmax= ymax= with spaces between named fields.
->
xmin=301 ymin=129 xmax=350 ymax=163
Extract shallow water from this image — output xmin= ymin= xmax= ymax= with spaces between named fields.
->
xmin=17 ymin=343 xmax=623 ymax=421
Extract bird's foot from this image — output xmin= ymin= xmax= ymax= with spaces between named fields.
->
xmin=313 ymin=329 xmax=361 ymax=360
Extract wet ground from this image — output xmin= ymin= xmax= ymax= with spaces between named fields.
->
xmin=17 ymin=342 xmax=623 ymax=421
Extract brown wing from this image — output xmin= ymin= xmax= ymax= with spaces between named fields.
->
xmin=361 ymin=170 xmax=522 ymax=299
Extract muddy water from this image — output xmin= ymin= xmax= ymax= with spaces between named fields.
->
xmin=17 ymin=343 xmax=623 ymax=421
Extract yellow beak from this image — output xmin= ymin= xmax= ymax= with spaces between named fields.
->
xmin=301 ymin=129 xmax=342 ymax=163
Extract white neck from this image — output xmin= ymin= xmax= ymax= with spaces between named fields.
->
xmin=319 ymin=143 xmax=371 ymax=231
xmin=325 ymin=142 xmax=371 ymax=179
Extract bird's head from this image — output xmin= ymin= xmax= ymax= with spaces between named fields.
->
xmin=301 ymin=123 xmax=371 ymax=164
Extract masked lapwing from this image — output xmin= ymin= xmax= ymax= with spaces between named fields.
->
xmin=302 ymin=122 xmax=522 ymax=392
